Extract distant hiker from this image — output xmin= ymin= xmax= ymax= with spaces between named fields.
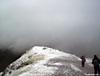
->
xmin=92 ymin=55 xmax=100 ymax=76
xmin=80 ymin=56 xmax=86 ymax=67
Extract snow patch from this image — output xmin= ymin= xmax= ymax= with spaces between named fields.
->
xmin=70 ymin=64 xmax=81 ymax=72
xmin=0 ymin=72 xmax=3 ymax=76
xmin=53 ymin=63 xmax=63 ymax=66
xmin=86 ymin=58 xmax=93 ymax=67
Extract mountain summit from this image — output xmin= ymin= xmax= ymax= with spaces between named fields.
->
xmin=1 ymin=46 xmax=93 ymax=76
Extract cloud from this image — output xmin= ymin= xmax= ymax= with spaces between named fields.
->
xmin=0 ymin=0 xmax=100 ymax=57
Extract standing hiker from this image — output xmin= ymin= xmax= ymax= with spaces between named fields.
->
xmin=80 ymin=56 xmax=86 ymax=67
xmin=92 ymin=55 xmax=100 ymax=76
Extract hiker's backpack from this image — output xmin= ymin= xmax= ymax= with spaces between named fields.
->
xmin=82 ymin=58 xmax=86 ymax=62
xmin=94 ymin=59 xmax=99 ymax=66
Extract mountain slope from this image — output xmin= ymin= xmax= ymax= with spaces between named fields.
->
xmin=1 ymin=46 xmax=93 ymax=76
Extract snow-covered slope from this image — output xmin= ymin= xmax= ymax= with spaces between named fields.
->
xmin=1 ymin=46 xmax=87 ymax=76
xmin=0 ymin=72 xmax=3 ymax=76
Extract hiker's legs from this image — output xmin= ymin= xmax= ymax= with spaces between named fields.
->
xmin=82 ymin=62 xmax=84 ymax=67
xmin=94 ymin=66 xmax=98 ymax=76
xmin=97 ymin=67 xmax=100 ymax=75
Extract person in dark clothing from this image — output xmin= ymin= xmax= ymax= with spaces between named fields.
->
xmin=92 ymin=55 xmax=100 ymax=76
xmin=80 ymin=56 xmax=86 ymax=67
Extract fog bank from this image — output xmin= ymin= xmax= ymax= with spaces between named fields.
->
xmin=0 ymin=0 xmax=100 ymax=57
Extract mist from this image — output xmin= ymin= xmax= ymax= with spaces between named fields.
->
xmin=0 ymin=0 xmax=100 ymax=57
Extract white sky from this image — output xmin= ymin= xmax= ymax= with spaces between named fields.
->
xmin=0 ymin=0 xmax=100 ymax=56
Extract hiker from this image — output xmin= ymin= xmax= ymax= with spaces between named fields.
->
xmin=80 ymin=56 xmax=86 ymax=67
xmin=92 ymin=55 xmax=100 ymax=76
